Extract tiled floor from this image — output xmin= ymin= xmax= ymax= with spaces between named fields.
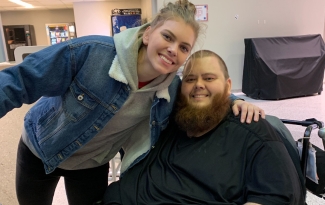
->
xmin=53 ymin=91 xmax=325 ymax=205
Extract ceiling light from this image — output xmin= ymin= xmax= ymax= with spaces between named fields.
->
xmin=9 ymin=0 xmax=34 ymax=8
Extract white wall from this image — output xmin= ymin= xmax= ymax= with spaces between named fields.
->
xmin=0 ymin=0 xmax=153 ymax=62
xmin=156 ymin=0 xmax=325 ymax=90
xmin=141 ymin=0 xmax=152 ymax=22
xmin=73 ymin=0 xmax=142 ymax=37
xmin=0 ymin=14 xmax=6 ymax=62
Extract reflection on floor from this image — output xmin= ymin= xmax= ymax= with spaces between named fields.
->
xmin=51 ymin=91 xmax=324 ymax=204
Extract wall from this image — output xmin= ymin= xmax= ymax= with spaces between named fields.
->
xmin=0 ymin=0 xmax=145 ymax=61
xmin=1 ymin=0 xmax=324 ymax=87
xmin=0 ymin=14 xmax=6 ymax=62
xmin=141 ymin=0 xmax=154 ymax=22
xmin=73 ymin=0 xmax=142 ymax=37
xmin=156 ymin=0 xmax=325 ymax=90
xmin=1 ymin=9 xmax=75 ymax=46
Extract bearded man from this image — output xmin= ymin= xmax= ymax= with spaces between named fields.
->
xmin=102 ymin=50 xmax=305 ymax=205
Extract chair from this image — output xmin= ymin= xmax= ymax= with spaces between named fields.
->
xmin=266 ymin=115 xmax=325 ymax=203
xmin=14 ymin=45 xmax=48 ymax=64
xmin=109 ymin=153 xmax=121 ymax=182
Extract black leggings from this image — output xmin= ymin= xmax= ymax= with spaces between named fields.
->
xmin=16 ymin=138 xmax=109 ymax=205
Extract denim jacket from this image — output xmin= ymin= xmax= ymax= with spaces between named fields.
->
xmin=0 ymin=35 xmax=175 ymax=173
xmin=0 ymin=35 xmax=238 ymax=174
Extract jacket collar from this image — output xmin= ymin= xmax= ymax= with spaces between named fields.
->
xmin=108 ymin=55 xmax=172 ymax=103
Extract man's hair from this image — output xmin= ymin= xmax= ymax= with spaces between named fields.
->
xmin=183 ymin=50 xmax=230 ymax=79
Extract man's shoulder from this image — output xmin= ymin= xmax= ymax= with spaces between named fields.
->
xmin=225 ymin=113 xmax=282 ymax=142
xmin=226 ymin=112 xmax=271 ymax=128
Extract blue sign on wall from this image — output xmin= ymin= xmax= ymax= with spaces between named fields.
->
xmin=111 ymin=14 xmax=141 ymax=36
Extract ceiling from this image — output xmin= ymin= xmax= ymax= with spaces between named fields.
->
xmin=0 ymin=0 xmax=134 ymax=12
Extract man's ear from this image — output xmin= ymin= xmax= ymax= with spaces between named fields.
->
xmin=226 ymin=78 xmax=232 ymax=95
xmin=143 ymin=26 xmax=151 ymax=45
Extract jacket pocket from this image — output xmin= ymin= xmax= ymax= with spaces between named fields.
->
xmin=63 ymin=81 xmax=99 ymax=122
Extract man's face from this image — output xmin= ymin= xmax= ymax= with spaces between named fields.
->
xmin=181 ymin=56 xmax=231 ymax=107
xmin=175 ymin=56 xmax=232 ymax=137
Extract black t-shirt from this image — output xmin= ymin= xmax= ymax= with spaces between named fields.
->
xmin=104 ymin=114 xmax=304 ymax=205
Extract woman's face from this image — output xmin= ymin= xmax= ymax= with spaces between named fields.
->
xmin=142 ymin=19 xmax=196 ymax=75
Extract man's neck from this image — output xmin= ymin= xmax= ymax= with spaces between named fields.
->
xmin=186 ymin=125 xmax=216 ymax=138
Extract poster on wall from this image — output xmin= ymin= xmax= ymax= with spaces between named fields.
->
xmin=111 ymin=15 xmax=141 ymax=35
xmin=195 ymin=5 xmax=208 ymax=21
xmin=111 ymin=8 xmax=142 ymax=36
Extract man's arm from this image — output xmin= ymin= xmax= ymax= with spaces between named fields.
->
xmin=244 ymin=120 xmax=305 ymax=205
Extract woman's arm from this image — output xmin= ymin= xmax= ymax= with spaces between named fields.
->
xmin=230 ymin=93 xmax=265 ymax=124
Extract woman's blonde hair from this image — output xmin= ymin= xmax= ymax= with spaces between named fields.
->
xmin=139 ymin=0 xmax=201 ymax=41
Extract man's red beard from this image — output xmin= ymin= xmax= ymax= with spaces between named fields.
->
xmin=175 ymin=85 xmax=231 ymax=137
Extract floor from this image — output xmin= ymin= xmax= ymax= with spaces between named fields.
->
xmin=1 ymin=90 xmax=324 ymax=205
